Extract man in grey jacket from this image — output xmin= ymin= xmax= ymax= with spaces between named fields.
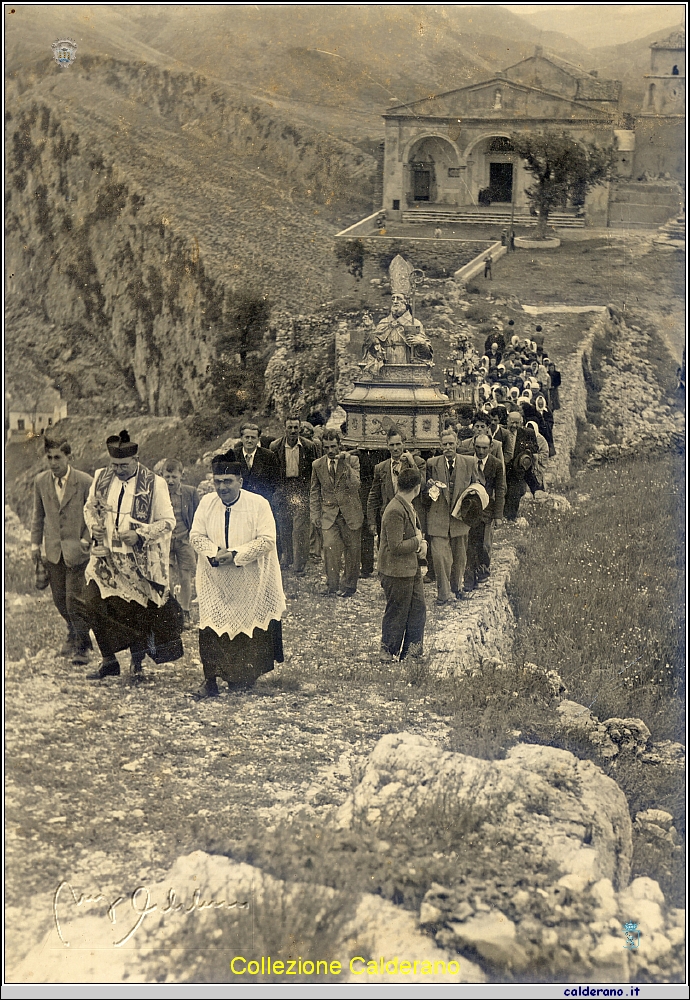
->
xmin=31 ymin=436 xmax=93 ymax=664
xmin=377 ymin=467 xmax=427 ymax=662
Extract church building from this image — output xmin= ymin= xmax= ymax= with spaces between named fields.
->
xmin=381 ymin=37 xmax=683 ymax=228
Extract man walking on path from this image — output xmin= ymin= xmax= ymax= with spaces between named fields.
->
xmin=377 ymin=467 xmax=427 ymax=662
xmin=424 ymin=429 xmax=475 ymax=604
xmin=270 ymin=416 xmax=318 ymax=574
xmin=310 ymin=430 xmax=362 ymax=598
xmin=31 ymin=436 xmax=93 ymax=665
xmin=162 ymin=459 xmax=199 ymax=630
xmin=190 ymin=450 xmax=286 ymax=699
xmin=83 ymin=429 xmax=183 ymax=680
xmin=464 ymin=433 xmax=505 ymax=590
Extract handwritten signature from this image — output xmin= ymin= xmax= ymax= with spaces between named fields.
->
xmin=54 ymin=881 xmax=249 ymax=948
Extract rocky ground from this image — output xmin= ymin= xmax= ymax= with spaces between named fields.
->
xmin=6 ymin=248 xmax=685 ymax=983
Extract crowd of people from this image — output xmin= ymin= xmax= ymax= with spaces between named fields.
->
xmin=30 ymin=334 xmax=565 ymax=696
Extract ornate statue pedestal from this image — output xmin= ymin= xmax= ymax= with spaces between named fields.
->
xmin=340 ymin=364 xmax=451 ymax=450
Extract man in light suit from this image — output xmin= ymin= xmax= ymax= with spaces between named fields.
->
xmin=30 ymin=436 xmax=93 ymax=663
xmin=366 ymin=427 xmax=426 ymax=536
xmin=310 ymin=429 xmax=362 ymax=597
xmin=464 ymin=433 xmax=506 ymax=590
xmin=424 ymin=428 xmax=475 ymax=604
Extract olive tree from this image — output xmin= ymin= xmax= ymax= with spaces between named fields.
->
xmin=511 ymin=131 xmax=616 ymax=237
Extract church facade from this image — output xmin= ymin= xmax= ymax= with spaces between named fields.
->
xmin=381 ymin=38 xmax=683 ymax=228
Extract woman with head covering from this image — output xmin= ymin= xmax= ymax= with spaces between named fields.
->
xmin=526 ymin=420 xmax=549 ymax=488
xmin=535 ymin=395 xmax=556 ymax=456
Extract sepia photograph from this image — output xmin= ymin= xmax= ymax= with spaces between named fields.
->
xmin=4 ymin=3 xmax=686 ymax=990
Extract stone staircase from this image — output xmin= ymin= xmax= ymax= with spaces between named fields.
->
xmin=654 ymin=211 xmax=685 ymax=248
xmin=401 ymin=207 xmax=585 ymax=228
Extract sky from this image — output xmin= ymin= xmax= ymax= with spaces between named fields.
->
xmin=501 ymin=3 xmax=686 ymax=47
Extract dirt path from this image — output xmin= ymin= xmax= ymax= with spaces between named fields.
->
xmin=6 ymin=566 xmax=475 ymax=967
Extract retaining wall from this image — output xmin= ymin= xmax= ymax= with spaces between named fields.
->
xmin=428 ymin=309 xmax=616 ymax=677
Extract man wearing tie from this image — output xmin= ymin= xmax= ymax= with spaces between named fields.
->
xmin=424 ymin=430 xmax=475 ymax=605
xmin=367 ymin=427 xmax=425 ymax=537
xmin=495 ymin=410 xmax=539 ymax=520
xmin=310 ymin=430 xmax=363 ymax=597
xmin=237 ymin=421 xmax=279 ymax=505
xmin=30 ymin=437 xmax=93 ymax=664
xmin=464 ymin=433 xmax=506 ymax=590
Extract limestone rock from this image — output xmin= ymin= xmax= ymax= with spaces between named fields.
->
xmin=9 ymin=850 xmax=486 ymax=984
xmin=447 ymin=911 xmax=527 ymax=970
xmin=337 ymin=733 xmax=632 ymax=889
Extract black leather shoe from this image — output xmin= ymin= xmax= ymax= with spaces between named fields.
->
xmin=193 ymin=680 xmax=220 ymax=700
xmin=337 ymin=588 xmax=356 ymax=598
xmin=71 ymin=649 xmax=90 ymax=666
xmin=59 ymin=638 xmax=75 ymax=657
xmin=86 ymin=659 xmax=120 ymax=680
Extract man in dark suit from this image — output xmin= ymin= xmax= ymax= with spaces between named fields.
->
xmin=367 ymin=428 xmax=426 ymax=536
xmin=464 ymin=433 xmax=506 ymax=590
xmin=377 ymin=467 xmax=427 ymax=661
xmin=237 ymin=421 xmax=279 ymax=504
xmin=30 ymin=436 xmax=93 ymax=664
xmin=424 ymin=429 xmax=475 ymax=604
xmin=270 ymin=415 xmax=318 ymax=574
xmin=310 ymin=429 xmax=362 ymax=597
xmin=495 ymin=410 xmax=539 ymax=520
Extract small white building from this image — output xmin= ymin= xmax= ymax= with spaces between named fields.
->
xmin=6 ymin=388 xmax=68 ymax=441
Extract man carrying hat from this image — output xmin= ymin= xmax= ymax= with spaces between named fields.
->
xmin=83 ymin=429 xmax=183 ymax=680
xmin=190 ymin=450 xmax=286 ymax=699
xmin=496 ymin=412 xmax=539 ymax=521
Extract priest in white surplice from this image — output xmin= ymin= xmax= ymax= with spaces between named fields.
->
xmin=190 ymin=450 xmax=286 ymax=699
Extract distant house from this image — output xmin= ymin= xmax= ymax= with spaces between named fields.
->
xmin=5 ymin=387 xmax=68 ymax=441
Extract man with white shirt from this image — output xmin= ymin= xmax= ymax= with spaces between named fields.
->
xmin=190 ymin=450 xmax=286 ymax=699
xmin=270 ymin=415 xmax=318 ymax=574
xmin=30 ymin=436 xmax=93 ymax=664
xmin=83 ymin=429 xmax=183 ymax=680
xmin=464 ymin=433 xmax=506 ymax=590
xmin=424 ymin=430 xmax=475 ymax=604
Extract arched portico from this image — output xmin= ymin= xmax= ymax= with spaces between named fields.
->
xmin=404 ymin=134 xmax=462 ymax=207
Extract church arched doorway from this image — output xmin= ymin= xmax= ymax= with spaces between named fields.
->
xmin=405 ymin=135 xmax=460 ymax=207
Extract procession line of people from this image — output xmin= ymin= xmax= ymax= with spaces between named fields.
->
xmin=30 ymin=332 xmax=563 ymax=690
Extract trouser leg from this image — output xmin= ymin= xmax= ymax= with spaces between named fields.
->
xmin=449 ymin=533 xmax=468 ymax=595
xmin=483 ymin=520 xmax=494 ymax=567
xmin=172 ymin=538 xmax=196 ymax=612
xmin=64 ymin=562 xmax=92 ymax=650
xmin=380 ymin=574 xmax=414 ymax=657
xmin=309 ymin=523 xmax=323 ymax=560
xmin=430 ymin=535 xmax=452 ymax=601
xmin=47 ymin=556 xmax=71 ymax=632
xmin=292 ymin=501 xmax=310 ymax=572
xmin=504 ymin=471 xmax=524 ymax=520
xmin=360 ymin=525 xmax=375 ymax=575
xmin=525 ymin=469 xmax=540 ymax=496
xmin=322 ymin=523 xmax=343 ymax=592
xmin=400 ymin=571 xmax=426 ymax=659
xmin=277 ymin=505 xmax=294 ymax=565
xmin=340 ymin=519 xmax=361 ymax=591
xmin=465 ymin=523 xmax=484 ymax=588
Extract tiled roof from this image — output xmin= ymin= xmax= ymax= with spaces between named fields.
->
xmin=650 ymin=29 xmax=685 ymax=49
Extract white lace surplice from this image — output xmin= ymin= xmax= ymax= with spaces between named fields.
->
xmin=190 ymin=490 xmax=286 ymax=640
